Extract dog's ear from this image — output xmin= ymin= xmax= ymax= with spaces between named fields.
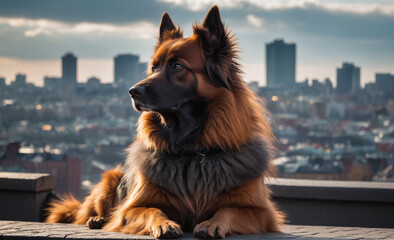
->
xmin=194 ymin=6 xmax=234 ymax=90
xmin=159 ymin=12 xmax=183 ymax=43
xmin=160 ymin=13 xmax=175 ymax=39
xmin=202 ymin=6 xmax=225 ymax=42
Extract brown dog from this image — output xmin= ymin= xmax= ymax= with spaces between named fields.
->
xmin=46 ymin=6 xmax=284 ymax=239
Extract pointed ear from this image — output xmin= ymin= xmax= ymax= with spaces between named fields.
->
xmin=158 ymin=12 xmax=183 ymax=43
xmin=202 ymin=6 xmax=225 ymax=38
xmin=160 ymin=12 xmax=175 ymax=39
xmin=194 ymin=6 xmax=234 ymax=90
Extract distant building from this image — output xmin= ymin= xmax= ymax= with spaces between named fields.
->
xmin=388 ymin=100 xmax=394 ymax=120
xmin=0 ymin=142 xmax=81 ymax=197
xmin=62 ymin=53 xmax=77 ymax=87
xmin=309 ymin=101 xmax=326 ymax=119
xmin=326 ymin=101 xmax=346 ymax=119
xmin=114 ymin=54 xmax=139 ymax=86
xmin=375 ymin=73 xmax=394 ymax=95
xmin=87 ymin=76 xmax=101 ymax=90
xmin=248 ymin=81 xmax=260 ymax=93
xmin=266 ymin=39 xmax=296 ymax=88
xmin=11 ymin=73 xmax=26 ymax=86
xmin=324 ymin=78 xmax=333 ymax=92
xmin=44 ymin=76 xmax=62 ymax=91
xmin=0 ymin=77 xmax=5 ymax=87
xmin=336 ymin=62 xmax=360 ymax=94
xmin=311 ymin=79 xmax=324 ymax=91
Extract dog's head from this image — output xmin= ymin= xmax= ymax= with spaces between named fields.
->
xmin=129 ymin=6 xmax=236 ymax=113
xmin=132 ymin=6 xmax=272 ymax=152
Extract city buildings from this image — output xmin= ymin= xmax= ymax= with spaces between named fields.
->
xmin=1 ymin=48 xmax=394 ymax=195
xmin=336 ymin=62 xmax=360 ymax=94
xmin=266 ymin=39 xmax=296 ymax=88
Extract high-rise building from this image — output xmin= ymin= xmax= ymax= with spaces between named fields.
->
xmin=114 ymin=54 xmax=139 ymax=86
xmin=375 ymin=73 xmax=394 ymax=95
xmin=0 ymin=77 xmax=6 ymax=87
xmin=336 ymin=62 xmax=360 ymax=94
xmin=62 ymin=53 xmax=77 ymax=87
xmin=266 ymin=39 xmax=296 ymax=88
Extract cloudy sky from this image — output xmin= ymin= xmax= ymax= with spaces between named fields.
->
xmin=0 ymin=0 xmax=393 ymax=86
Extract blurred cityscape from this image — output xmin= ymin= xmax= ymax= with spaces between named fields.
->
xmin=0 ymin=39 xmax=393 ymax=198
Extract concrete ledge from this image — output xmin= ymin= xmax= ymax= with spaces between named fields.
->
xmin=267 ymin=178 xmax=394 ymax=228
xmin=0 ymin=172 xmax=55 ymax=192
xmin=1 ymin=220 xmax=393 ymax=240
xmin=267 ymin=178 xmax=394 ymax=202
xmin=0 ymin=172 xmax=55 ymax=222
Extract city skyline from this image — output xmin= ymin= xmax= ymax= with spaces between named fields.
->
xmin=1 ymin=48 xmax=392 ymax=88
xmin=0 ymin=0 xmax=394 ymax=86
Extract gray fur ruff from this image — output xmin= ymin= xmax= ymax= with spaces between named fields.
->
xmin=117 ymin=137 xmax=273 ymax=203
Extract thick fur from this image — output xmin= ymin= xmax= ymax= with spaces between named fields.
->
xmin=46 ymin=5 xmax=284 ymax=239
xmin=46 ymin=166 xmax=123 ymax=227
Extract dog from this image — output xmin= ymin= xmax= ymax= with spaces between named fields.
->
xmin=46 ymin=6 xmax=284 ymax=239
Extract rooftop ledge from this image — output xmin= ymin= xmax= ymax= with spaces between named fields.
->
xmin=1 ymin=220 xmax=393 ymax=240
xmin=0 ymin=172 xmax=393 ymax=239
xmin=266 ymin=178 xmax=394 ymax=203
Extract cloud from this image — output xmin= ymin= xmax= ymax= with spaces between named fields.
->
xmin=0 ymin=17 xmax=157 ymax=39
xmin=159 ymin=0 xmax=394 ymax=16
xmin=246 ymin=14 xmax=264 ymax=28
xmin=0 ymin=0 xmax=200 ymax=24
xmin=0 ymin=0 xmax=393 ymax=86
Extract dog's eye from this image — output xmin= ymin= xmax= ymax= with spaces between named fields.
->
xmin=151 ymin=66 xmax=156 ymax=73
xmin=172 ymin=63 xmax=183 ymax=72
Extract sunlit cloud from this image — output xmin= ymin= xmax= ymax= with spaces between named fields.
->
xmin=246 ymin=14 xmax=264 ymax=28
xmin=159 ymin=0 xmax=394 ymax=15
xmin=159 ymin=0 xmax=239 ymax=12
xmin=0 ymin=17 xmax=157 ymax=39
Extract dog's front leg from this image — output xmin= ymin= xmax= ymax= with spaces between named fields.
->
xmin=194 ymin=207 xmax=274 ymax=238
xmin=106 ymin=207 xmax=183 ymax=239
xmin=193 ymin=176 xmax=283 ymax=238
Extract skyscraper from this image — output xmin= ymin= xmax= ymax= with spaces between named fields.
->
xmin=266 ymin=39 xmax=296 ymax=88
xmin=336 ymin=63 xmax=360 ymax=94
xmin=375 ymin=73 xmax=394 ymax=95
xmin=62 ymin=53 xmax=77 ymax=87
xmin=114 ymin=54 xmax=139 ymax=86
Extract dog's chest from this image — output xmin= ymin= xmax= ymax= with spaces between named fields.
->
xmin=132 ymin=138 xmax=271 ymax=199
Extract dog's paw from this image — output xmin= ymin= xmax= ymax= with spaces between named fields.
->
xmin=151 ymin=221 xmax=183 ymax=239
xmin=193 ymin=220 xmax=226 ymax=239
xmin=87 ymin=216 xmax=107 ymax=229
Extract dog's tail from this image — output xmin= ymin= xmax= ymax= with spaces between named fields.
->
xmin=45 ymin=194 xmax=81 ymax=223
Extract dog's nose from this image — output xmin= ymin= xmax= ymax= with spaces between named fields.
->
xmin=129 ymin=86 xmax=145 ymax=97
